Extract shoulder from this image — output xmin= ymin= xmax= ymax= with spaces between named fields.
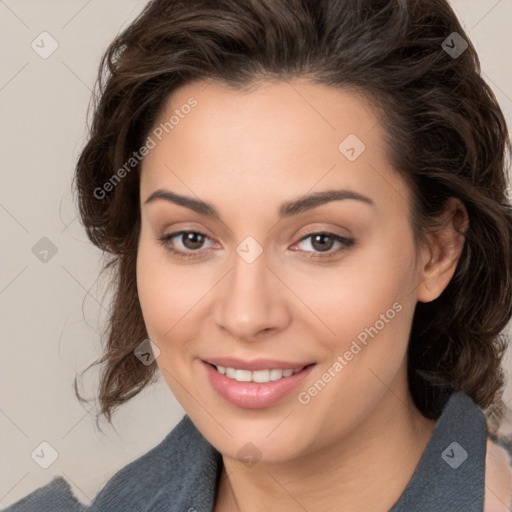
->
xmin=2 ymin=415 xmax=221 ymax=512
xmin=484 ymin=408 xmax=512 ymax=512
xmin=88 ymin=414 xmax=221 ymax=511
xmin=1 ymin=476 xmax=85 ymax=512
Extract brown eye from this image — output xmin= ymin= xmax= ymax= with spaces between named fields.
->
xmin=295 ymin=232 xmax=354 ymax=258
xmin=310 ymin=234 xmax=336 ymax=252
xmin=157 ymin=230 xmax=214 ymax=259
xmin=180 ymin=232 xmax=206 ymax=250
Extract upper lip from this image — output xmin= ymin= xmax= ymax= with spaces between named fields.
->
xmin=203 ymin=357 xmax=314 ymax=371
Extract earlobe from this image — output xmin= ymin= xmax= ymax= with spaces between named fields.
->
xmin=416 ymin=198 xmax=469 ymax=303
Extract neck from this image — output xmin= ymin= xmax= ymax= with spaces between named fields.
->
xmin=214 ymin=389 xmax=436 ymax=512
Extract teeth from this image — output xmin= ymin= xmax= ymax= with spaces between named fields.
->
xmin=214 ymin=365 xmax=303 ymax=383
xmin=270 ymin=369 xmax=283 ymax=381
xmin=235 ymin=369 xmax=252 ymax=382
xmin=253 ymin=369 xmax=270 ymax=383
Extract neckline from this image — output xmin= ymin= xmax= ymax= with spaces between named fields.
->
xmin=389 ymin=392 xmax=486 ymax=511
xmin=182 ymin=392 xmax=486 ymax=512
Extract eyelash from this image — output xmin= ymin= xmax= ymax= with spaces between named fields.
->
xmin=157 ymin=230 xmax=354 ymax=260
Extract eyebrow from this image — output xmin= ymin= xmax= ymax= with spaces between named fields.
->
xmin=143 ymin=188 xmax=375 ymax=219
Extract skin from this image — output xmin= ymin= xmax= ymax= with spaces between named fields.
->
xmin=136 ymin=78 xmax=468 ymax=512
xmin=485 ymin=439 xmax=512 ymax=510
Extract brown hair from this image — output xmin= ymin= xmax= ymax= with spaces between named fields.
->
xmin=74 ymin=0 xmax=512 ymax=427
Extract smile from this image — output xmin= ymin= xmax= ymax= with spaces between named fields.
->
xmin=202 ymin=360 xmax=316 ymax=408
xmin=213 ymin=365 xmax=305 ymax=383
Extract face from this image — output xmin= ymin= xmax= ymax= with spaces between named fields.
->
xmin=137 ymin=79 xmax=427 ymax=464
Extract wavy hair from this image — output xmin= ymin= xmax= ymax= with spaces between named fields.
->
xmin=73 ymin=0 xmax=512 ymax=428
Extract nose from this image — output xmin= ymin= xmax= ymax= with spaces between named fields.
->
xmin=214 ymin=245 xmax=291 ymax=342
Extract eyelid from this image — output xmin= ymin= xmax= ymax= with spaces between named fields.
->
xmin=290 ymin=231 xmax=354 ymax=256
xmin=157 ymin=230 xmax=217 ymax=259
xmin=158 ymin=228 xmax=354 ymax=260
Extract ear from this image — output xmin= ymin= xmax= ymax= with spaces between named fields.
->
xmin=416 ymin=197 xmax=469 ymax=303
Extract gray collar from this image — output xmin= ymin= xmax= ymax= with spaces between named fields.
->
xmin=2 ymin=392 xmax=488 ymax=512
xmin=98 ymin=391 xmax=484 ymax=512
xmin=389 ymin=392 xmax=486 ymax=511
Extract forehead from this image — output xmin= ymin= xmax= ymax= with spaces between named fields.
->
xmin=146 ymin=78 xmax=383 ymax=161
xmin=140 ymin=79 xmax=410 ymax=216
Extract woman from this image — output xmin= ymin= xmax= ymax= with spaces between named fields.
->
xmin=6 ymin=0 xmax=512 ymax=510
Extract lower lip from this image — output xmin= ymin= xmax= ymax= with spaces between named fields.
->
xmin=203 ymin=361 xmax=315 ymax=409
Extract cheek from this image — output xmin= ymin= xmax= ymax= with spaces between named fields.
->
xmin=136 ymin=233 xmax=200 ymax=346
xmin=298 ymin=231 xmax=416 ymax=338
xmin=295 ymin=230 xmax=418 ymax=402
xmin=292 ymin=246 xmax=416 ymax=433
xmin=136 ymin=239 xmax=202 ymax=401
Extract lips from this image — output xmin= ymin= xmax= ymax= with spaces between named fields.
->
xmin=202 ymin=358 xmax=316 ymax=409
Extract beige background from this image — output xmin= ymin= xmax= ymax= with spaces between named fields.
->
xmin=1 ymin=0 xmax=511 ymax=507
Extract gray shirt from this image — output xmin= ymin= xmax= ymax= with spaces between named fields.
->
xmin=3 ymin=392 xmax=502 ymax=511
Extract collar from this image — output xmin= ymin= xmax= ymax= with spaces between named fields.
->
xmin=389 ymin=392 xmax=486 ymax=511
xmin=90 ymin=392 xmax=486 ymax=511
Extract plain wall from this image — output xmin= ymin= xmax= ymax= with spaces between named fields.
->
xmin=1 ymin=0 xmax=511 ymax=507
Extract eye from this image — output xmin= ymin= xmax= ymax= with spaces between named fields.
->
xmin=157 ymin=230 xmax=354 ymax=260
xmin=293 ymin=231 xmax=354 ymax=258
xmin=157 ymin=230 xmax=215 ymax=259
